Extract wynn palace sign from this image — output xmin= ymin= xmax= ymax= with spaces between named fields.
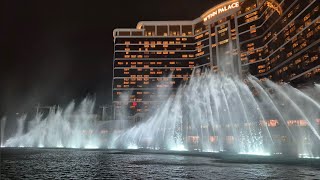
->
xmin=202 ymin=0 xmax=240 ymax=22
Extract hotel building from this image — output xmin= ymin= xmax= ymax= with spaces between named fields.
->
xmin=113 ymin=0 xmax=320 ymax=119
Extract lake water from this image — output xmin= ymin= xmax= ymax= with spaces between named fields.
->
xmin=1 ymin=148 xmax=320 ymax=179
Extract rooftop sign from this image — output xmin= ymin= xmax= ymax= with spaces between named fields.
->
xmin=202 ymin=0 xmax=240 ymax=22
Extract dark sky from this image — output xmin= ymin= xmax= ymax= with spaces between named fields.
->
xmin=1 ymin=0 xmax=223 ymax=116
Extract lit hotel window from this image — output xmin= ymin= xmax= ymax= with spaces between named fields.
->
xmin=195 ymin=34 xmax=203 ymax=40
xmin=287 ymin=120 xmax=308 ymax=127
xmin=245 ymin=15 xmax=258 ymax=23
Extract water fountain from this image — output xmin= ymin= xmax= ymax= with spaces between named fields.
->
xmin=2 ymin=72 xmax=320 ymax=159
xmin=110 ymin=72 xmax=320 ymax=158
xmin=1 ymin=117 xmax=7 ymax=147
xmin=3 ymin=98 xmax=101 ymax=149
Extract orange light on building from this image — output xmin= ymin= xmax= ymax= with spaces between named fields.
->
xmin=266 ymin=0 xmax=282 ymax=15
xmin=260 ymin=120 xmax=279 ymax=127
xmin=287 ymin=120 xmax=308 ymax=127
xmin=187 ymin=136 xmax=199 ymax=143
xmin=268 ymin=119 xmax=279 ymax=127
xmin=209 ymin=136 xmax=218 ymax=143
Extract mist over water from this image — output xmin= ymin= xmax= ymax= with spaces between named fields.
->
xmin=2 ymin=72 xmax=320 ymax=158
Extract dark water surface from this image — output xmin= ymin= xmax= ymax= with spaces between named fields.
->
xmin=1 ymin=148 xmax=320 ymax=179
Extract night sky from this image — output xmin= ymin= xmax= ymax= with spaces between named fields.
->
xmin=1 ymin=0 xmax=223 ymax=117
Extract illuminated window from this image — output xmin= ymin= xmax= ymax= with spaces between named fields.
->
xmin=311 ymin=55 xmax=318 ymax=62
xmin=245 ymin=15 xmax=258 ymax=23
xmin=195 ymin=51 xmax=204 ymax=57
xmin=295 ymin=58 xmax=302 ymax=65
xmin=304 ymin=13 xmax=310 ymax=22
xmin=306 ymin=30 xmax=314 ymax=38
xmin=219 ymin=39 xmax=229 ymax=45
xmin=287 ymin=120 xmax=308 ymax=127
xmin=250 ymin=25 xmax=256 ymax=34
xmin=195 ymin=34 xmax=204 ymax=40
xmin=169 ymin=25 xmax=180 ymax=36
xmin=245 ymin=11 xmax=258 ymax=19
xmin=258 ymin=69 xmax=266 ymax=73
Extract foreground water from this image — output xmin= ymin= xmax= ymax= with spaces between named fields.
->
xmin=1 ymin=148 xmax=320 ymax=179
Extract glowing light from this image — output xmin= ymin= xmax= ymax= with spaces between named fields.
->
xmin=170 ymin=145 xmax=187 ymax=151
xmin=84 ymin=145 xmax=99 ymax=149
xmin=132 ymin=101 xmax=138 ymax=107
xmin=298 ymin=154 xmax=320 ymax=159
xmin=57 ymin=142 xmax=64 ymax=148
xmin=239 ymin=152 xmax=271 ymax=156
xmin=38 ymin=144 xmax=44 ymax=148
xmin=127 ymin=144 xmax=138 ymax=149
xmin=203 ymin=149 xmax=219 ymax=153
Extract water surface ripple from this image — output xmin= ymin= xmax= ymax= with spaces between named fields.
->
xmin=1 ymin=148 xmax=320 ymax=179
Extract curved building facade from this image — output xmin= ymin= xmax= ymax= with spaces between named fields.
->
xmin=113 ymin=0 xmax=320 ymax=119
